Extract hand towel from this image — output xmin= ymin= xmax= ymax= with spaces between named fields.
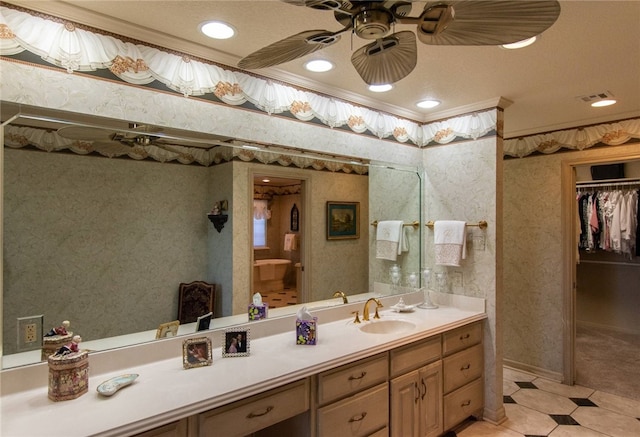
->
xmin=376 ymin=220 xmax=404 ymax=261
xmin=434 ymin=220 xmax=467 ymax=266
xmin=284 ymin=233 xmax=298 ymax=251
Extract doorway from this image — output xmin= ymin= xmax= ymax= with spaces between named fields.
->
xmin=252 ymin=173 xmax=308 ymax=308
xmin=562 ymin=154 xmax=640 ymax=400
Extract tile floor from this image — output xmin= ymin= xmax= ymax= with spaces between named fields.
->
xmin=260 ymin=288 xmax=298 ymax=308
xmin=457 ymin=367 xmax=640 ymax=437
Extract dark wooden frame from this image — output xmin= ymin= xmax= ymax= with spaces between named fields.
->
xmin=326 ymin=201 xmax=360 ymax=240
xmin=177 ymin=281 xmax=215 ymax=324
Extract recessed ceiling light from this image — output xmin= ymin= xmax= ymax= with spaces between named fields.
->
xmin=502 ymin=36 xmax=537 ymax=49
xmin=242 ymin=144 xmax=260 ymax=150
xmin=304 ymin=59 xmax=334 ymax=73
xmin=591 ymin=99 xmax=617 ymax=107
xmin=262 ymin=178 xmax=271 ymax=183
xmin=416 ymin=99 xmax=441 ymax=109
xmin=369 ymin=84 xmax=393 ymax=93
xmin=199 ymin=21 xmax=236 ymax=39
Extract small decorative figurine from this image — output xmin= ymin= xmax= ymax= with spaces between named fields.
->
xmin=44 ymin=320 xmax=70 ymax=337
xmin=53 ymin=335 xmax=82 ymax=357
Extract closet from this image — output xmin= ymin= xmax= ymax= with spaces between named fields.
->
xmin=573 ymin=161 xmax=640 ymax=400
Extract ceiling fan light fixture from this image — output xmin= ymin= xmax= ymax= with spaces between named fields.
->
xmin=591 ymin=99 xmax=617 ymax=108
xmin=416 ymin=99 xmax=441 ymax=109
xmin=368 ymin=84 xmax=393 ymax=93
xmin=199 ymin=21 xmax=236 ymax=40
xmin=304 ymin=59 xmax=334 ymax=72
xmin=502 ymin=36 xmax=537 ymax=50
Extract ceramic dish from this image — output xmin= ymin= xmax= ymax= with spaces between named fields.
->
xmin=389 ymin=303 xmax=417 ymax=313
xmin=97 ymin=373 xmax=139 ymax=397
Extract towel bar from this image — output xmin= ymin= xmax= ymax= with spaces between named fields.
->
xmin=425 ymin=220 xmax=488 ymax=229
xmin=371 ymin=220 xmax=420 ymax=229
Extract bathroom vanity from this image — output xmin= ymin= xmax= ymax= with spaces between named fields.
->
xmin=0 ymin=292 xmax=485 ymax=437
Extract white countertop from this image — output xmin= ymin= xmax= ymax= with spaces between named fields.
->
xmin=0 ymin=292 xmax=486 ymax=437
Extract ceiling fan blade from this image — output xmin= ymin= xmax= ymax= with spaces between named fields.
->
xmin=238 ymin=30 xmax=343 ymax=70
xmin=417 ymin=1 xmax=561 ymax=45
xmin=281 ymin=0 xmax=357 ymax=14
xmin=91 ymin=141 xmax=135 ymax=156
xmin=351 ymin=31 xmax=417 ymax=85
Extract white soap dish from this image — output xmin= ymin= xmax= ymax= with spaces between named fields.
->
xmin=97 ymin=373 xmax=139 ymax=397
xmin=390 ymin=298 xmax=417 ymax=313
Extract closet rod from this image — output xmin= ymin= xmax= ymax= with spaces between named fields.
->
xmin=576 ymin=177 xmax=640 ymax=189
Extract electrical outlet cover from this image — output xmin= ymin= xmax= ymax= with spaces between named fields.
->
xmin=17 ymin=315 xmax=44 ymax=351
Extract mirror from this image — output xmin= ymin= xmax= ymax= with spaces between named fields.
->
xmin=1 ymin=105 xmax=422 ymax=369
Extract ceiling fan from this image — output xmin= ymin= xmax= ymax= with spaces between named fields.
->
xmin=238 ymin=0 xmax=561 ymax=85
xmin=56 ymin=124 xmax=224 ymax=154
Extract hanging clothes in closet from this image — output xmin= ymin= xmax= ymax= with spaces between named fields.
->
xmin=577 ymin=186 xmax=639 ymax=259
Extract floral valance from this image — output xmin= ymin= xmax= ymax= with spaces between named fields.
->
xmin=0 ymin=5 xmax=498 ymax=147
xmin=504 ymin=118 xmax=640 ymax=158
xmin=3 ymin=124 xmax=368 ymax=173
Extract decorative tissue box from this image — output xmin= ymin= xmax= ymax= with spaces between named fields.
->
xmin=48 ymin=350 xmax=89 ymax=401
xmin=42 ymin=332 xmax=73 ymax=361
xmin=248 ymin=303 xmax=269 ymax=321
xmin=296 ymin=317 xmax=317 ymax=345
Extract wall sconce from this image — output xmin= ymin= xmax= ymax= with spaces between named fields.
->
xmin=208 ymin=200 xmax=229 ymax=233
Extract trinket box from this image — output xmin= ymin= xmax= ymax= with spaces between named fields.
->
xmin=48 ymin=350 xmax=89 ymax=401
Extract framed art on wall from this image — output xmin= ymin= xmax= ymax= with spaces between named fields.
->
xmin=326 ymin=201 xmax=359 ymax=240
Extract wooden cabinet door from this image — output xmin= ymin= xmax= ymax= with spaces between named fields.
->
xmin=390 ymin=370 xmax=420 ymax=437
xmin=419 ymin=361 xmax=443 ymax=437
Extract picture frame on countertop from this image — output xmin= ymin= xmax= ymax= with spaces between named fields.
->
xmin=155 ymin=320 xmax=180 ymax=339
xmin=183 ymin=337 xmax=212 ymax=369
xmin=222 ymin=328 xmax=250 ymax=357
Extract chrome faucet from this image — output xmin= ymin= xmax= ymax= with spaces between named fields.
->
xmin=362 ymin=298 xmax=383 ymax=321
xmin=332 ymin=290 xmax=349 ymax=304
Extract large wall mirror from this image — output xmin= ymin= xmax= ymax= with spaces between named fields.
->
xmin=1 ymin=104 xmax=422 ymax=369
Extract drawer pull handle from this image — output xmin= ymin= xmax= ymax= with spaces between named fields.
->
xmin=421 ymin=378 xmax=427 ymax=400
xmin=460 ymin=363 xmax=471 ymax=371
xmin=459 ymin=333 xmax=471 ymax=340
xmin=348 ymin=371 xmax=367 ymax=380
xmin=461 ymin=400 xmax=471 ymax=407
xmin=414 ymin=382 xmax=420 ymax=403
xmin=247 ymin=406 xmax=274 ymax=418
xmin=349 ymin=412 xmax=367 ymax=423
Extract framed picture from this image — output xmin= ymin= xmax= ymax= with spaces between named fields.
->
xmin=182 ymin=337 xmax=212 ymax=369
xmin=196 ymin=312 xmax=213 ymax=332
xmin=222 ymin=328 xmax=250 ymax=357
xmin=155 ymin=320 xmax=180 ymax=339
xmin=326 ymin=201 xmax=360 ymax=240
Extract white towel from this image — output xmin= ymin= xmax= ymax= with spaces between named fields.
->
xmin=434 ymin=220 xmax=467 ymax=266
xmin=284 ymin=233 xmax=297 ymax=251
xmin=376 ymin=220 xmax=404 ymax=261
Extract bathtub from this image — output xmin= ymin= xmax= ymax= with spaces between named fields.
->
xmin=253 ymin=259 xmax=292 ymax=293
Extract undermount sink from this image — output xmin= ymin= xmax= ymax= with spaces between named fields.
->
xmin=358 ymin=319 xmax=416 ymax=335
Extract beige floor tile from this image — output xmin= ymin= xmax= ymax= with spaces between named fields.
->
xmin=533 ymin=378 xmax=594 ymax=399
xmin=504 ymin=367 xmax=537 ymax=383
xmin=504 ymin=379 xmax=520 ymax=396
xmin=589 ymin=390 xmax=640 ymax=418
xmin=458 ymin=420 xmax=523 ymax=437
xmin=549 ymin=425 xmax=608 ymax=437
xmin=511 ymin=388 xmax=579 ymax=415
xmin=502 ymin=403 xmax=558 ymax=435
xmin=572 ymin=406 xmax=640 ymax=437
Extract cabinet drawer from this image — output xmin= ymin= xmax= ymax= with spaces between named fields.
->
xmin=442 ymin=322 xmax=482 ymax=356
xmin=443 ymin=343 xmax=483 ymax=394
xmin=443 ymin=378 xmax=484 ymax=431
xmin=317 ymin=353 xmax=388 ymax=405
xmin=132 ymin=419 xmax=187 ymax=437
xmin=390 ymin=335 xmax=441 ymax=377
xmin=317 ymin=383 xmax=389 ymax=437
xmin=199 ymin=379 xmax=309 ymax=437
